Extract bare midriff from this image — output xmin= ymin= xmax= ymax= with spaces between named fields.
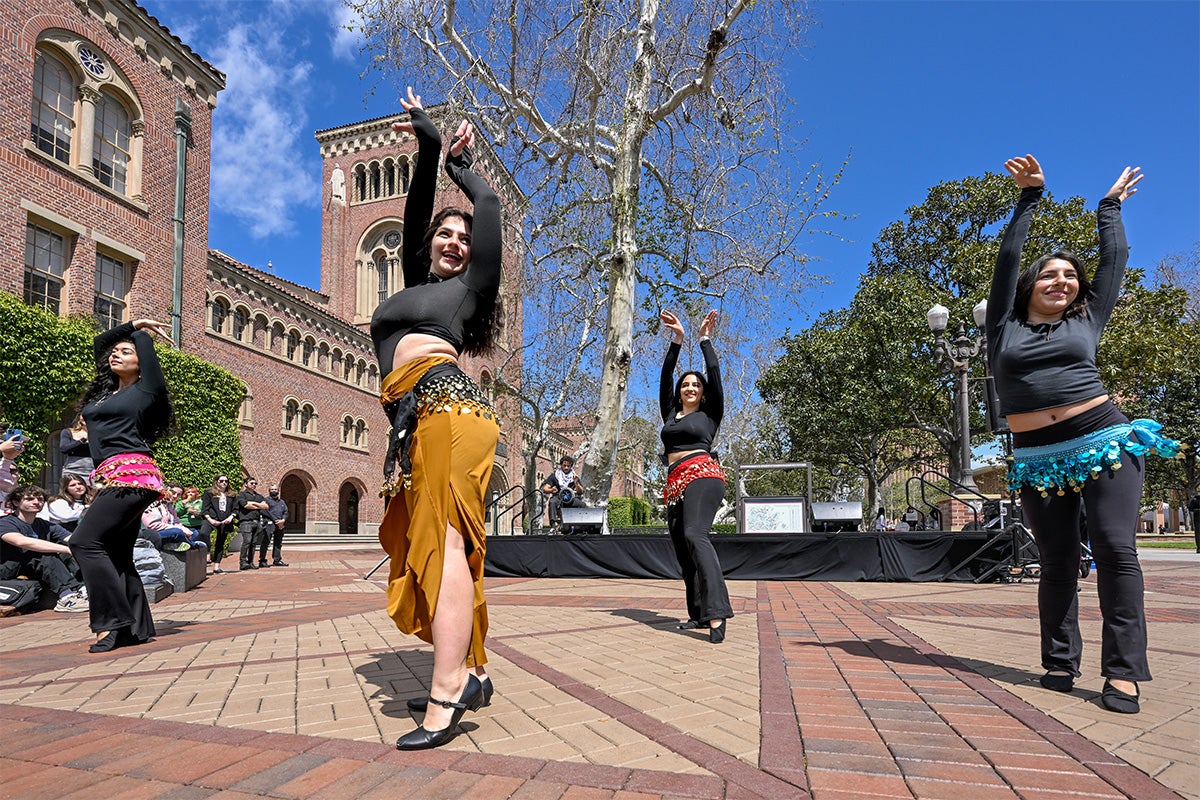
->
xmin=392 ymin=333 xmax=459 ymax=369
xmin=1004 ymin=394 xmax=1109 ymax=433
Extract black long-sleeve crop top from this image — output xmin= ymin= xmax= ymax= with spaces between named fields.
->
xmin=659 ymin=339 xmax=724 ymax=454
xmin=986 ymin=186 xmax=1128 ymax=415
xmin=81 ymin=322 xmax=170 ymax=462
xmin=370 ymin=108 xmax=503 ymax=375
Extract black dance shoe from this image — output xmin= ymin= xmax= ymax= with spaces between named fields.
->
xmin=89 ymin=630 xmax=122 ymax=653
xmin=1100 ymin=680 xmax=1140 ymax=714
xmin=1039 ymin=672 xmax=1075 ymax=693
xmin=709 ymin=619 xmax=726 ymax=644
xmin=407 ymin=675 xmax=492 ymax=713
xmin=676 ymin=620 xmax=701 ymax=630
xmin=396 ymin=674 xmax=483 ymax=750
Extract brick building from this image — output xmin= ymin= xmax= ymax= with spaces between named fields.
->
xmin=2 ymin=0 xmax=525 ymax=536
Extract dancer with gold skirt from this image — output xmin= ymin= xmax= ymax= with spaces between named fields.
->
xmin=371 ymin=87 xmax=504 ymax=750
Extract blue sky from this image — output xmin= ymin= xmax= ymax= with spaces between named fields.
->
xmin=140 ymin=0 xmax=1199 ymax=330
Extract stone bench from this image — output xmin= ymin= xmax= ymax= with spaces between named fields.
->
xmin=160 ymin=547 xmax=207 ymax=592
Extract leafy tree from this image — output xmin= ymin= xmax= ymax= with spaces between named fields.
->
xmin=349 ymin=0 xmax=840 ymax=501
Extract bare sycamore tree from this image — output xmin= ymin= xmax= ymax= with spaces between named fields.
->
xmin=350 ymin=0 xmax=839 ymax=500
xmin=493 ymin=270 xmax=604 ymax=517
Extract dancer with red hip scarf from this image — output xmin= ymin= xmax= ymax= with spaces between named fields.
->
xmin=659 ymin=310 xmax=733 ymax=644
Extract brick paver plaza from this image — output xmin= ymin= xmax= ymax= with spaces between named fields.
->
xmin=1 ymin=546 xmax=1196 ymax=799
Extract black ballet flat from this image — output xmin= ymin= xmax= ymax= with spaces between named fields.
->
xmin=676 ymin=620 xmax=702 ymax=630
xmin=1100 ymin=680 xmax=1140 ymax=714
xmin=396 ymin=674 xmax=483 ymax=750
xmin=407 ymin=676 xmax=493 ymax=713
xmin=709 ymin=619 xmax=726 ymax=644
xmin=1039 ymin=672 xmax=1075 ymax=693
xmin=89 ymin=630 xmax=122 ymax=653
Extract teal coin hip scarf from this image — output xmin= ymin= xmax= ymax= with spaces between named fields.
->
xmin=1009 ymin=419 xmax=1184 ymax=497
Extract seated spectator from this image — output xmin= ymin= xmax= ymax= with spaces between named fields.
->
xmin=59 ymin=417 xmax=93 ymax=482
xmin=39 ymin=474 xmax=90 ymax=532
xmin=175 ymin=486 xmax=204 ymax=530
xmin=0 ymin=484 xmax=89 ymax=612
xmin=0 ymin=428 xmax=23 ymax=511
xmin=141 ymin=499 xmax=208 ymax=552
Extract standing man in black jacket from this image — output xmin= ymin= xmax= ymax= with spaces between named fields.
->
xmin=261 ymin=483 xmax=290 ymax=567
xmin=236 ymin=478 xmax=269 ymax=571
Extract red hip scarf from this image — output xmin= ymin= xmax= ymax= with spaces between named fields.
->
xmin=664 ymin=452 xmax=725 ymax=507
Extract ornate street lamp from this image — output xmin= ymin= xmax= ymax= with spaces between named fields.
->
xmin=926 ymin=300 xmax=988 ymax=492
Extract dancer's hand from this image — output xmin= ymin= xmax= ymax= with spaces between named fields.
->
xmin=449 ymin=120 xmax=475 ymax=158
xmin=1004 ymin=154 xmax=1045 ymax=189
xmin=392 ymin=86 xmax=424 ymax=135
xmin=697 ymin=310 xmax=718 ymax=339
xmin=1105 ymin=166 xmax=1143 ymax=203
xmin=132 ymin=318 xmax=173 ymax=345
xmin=660 ymin=310 xmax=685 ymax=344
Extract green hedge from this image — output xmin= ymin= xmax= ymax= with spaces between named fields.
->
xmin=608 ymin=496 xmax=653 ymax=527
xmin=0 ymin=291 xmax=242 ymax=487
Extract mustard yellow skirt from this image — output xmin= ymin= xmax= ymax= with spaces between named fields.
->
xmin=378 ymin=357 xmax=498 ymax=667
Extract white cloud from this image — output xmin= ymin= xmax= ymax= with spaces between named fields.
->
xmin=207 ymin=17 xmax=322 ymax=238
xmin=322 ymin=0 xmax=367 ymax=62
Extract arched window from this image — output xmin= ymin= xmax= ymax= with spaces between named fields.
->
xmin=209 ymin=298 xmax=229 ymax=333
xmin=231 ymin=306 xmax=249 ymax=341
xmin=400 ymin=156 xmax=412 ymax=193
xmin=286 ymin=330 xmax=300 ymax=361
xmin=356 ymin=359 xmax=367 ymax=386
xmin=343 ymin=355 xmax=354 ymax=381
xmin=355 ymin=419 xmax=367 ymax=447
xmin=302 ymin=336 xmax=315 ymax=367
xmin=31 ymin=50 xmax=74 ymax=164
xmin=383 ymin=158 xmax=396 ymax=196
xmin=284 ymin=399 xmax=299 ymax=431
xmin=239 ymin=386 xmax=253 ymax=426
xmin=299 ymin=404 xmax=315 ymax=436
xmin=354 ymin=164 xmax=366 ymax=203
xmin=369 ymin=162 xmax=381 ymax=199
xmin=341 ymin=415 xmax=354 ymax=445
xmin=93 ymin=91 xmax=131 ymax=193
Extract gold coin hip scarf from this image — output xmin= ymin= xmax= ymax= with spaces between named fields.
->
xmin=381 ymin=363 xmax=495 ymax=497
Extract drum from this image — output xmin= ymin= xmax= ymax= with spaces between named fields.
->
xmin=560 ymin=488 xmax=574 ymax=505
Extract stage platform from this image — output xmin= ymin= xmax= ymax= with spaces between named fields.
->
xmin=484 ymin=530 xmax=1011 ymax=582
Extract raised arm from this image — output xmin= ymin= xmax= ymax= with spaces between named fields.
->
xmin=697 ymin=310 xmax=724 ymax=424
xmin=659 ymin=311 xmax=685 ymax=422
xmin=699 ymin=340 xmax=724 ymax=425
xmin=393 ymin=89 xmax=443 ymax=288
xmin=93 ymin=320 xmax=136 ymax=365
xmin=988 ymin=155 xmax=1045 ymax=334
xmin=444 ymin=124 xmax=503 ymax=300
xmin=1089 ymin=167 xmax=1141 ymax=327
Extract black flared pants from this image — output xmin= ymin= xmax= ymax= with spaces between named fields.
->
xmin=666 ymin=477 xmax=733 ymax=623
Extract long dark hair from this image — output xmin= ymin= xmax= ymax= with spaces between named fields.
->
xmin=421 ymin=207 xmax=503 ymax=356
xmin=671 ymin=370 xmax=710 ymax=414
xmin=80 ymin=336 xmax=175 ymax=443
xmin=1014 ymin=250 xmax=1093 ymax=322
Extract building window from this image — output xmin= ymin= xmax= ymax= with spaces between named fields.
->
xmin=356 ymin=359 xmax=367 ymax=386
xmin=31 ymin=51 xmax=74 ymax=164
xmin=299 ymin=404 xmax=315 ymax=436
xmin=342 ymin=415 xmax=353 ymax=445
xmin=343 ymin=355 xmax=354 ymax=381
xmin=232 ymin=307 xmax=249 ymax=341
xmin=93 ymin=92 xmax=131 ymax=193
xmin=284 ymin=399 xmax=299 ymax=432
xmin=286 ymin=330 xmax=300 ymax=361
xmin=24 ymin=223 xmax=67 ymax=312
xmin=302 ymin=337 xmax=315 ymax=367
xmin=355 ymin=420 xmax=367 ymax=448
xmin=94 ymin=252 xmax=128 ymax=331
xmin=210 ymin=298 xmax=229 ymax=333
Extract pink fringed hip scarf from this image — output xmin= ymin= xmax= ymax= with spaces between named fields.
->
xmin=91 ymin=453 xmax=165 ymax=496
